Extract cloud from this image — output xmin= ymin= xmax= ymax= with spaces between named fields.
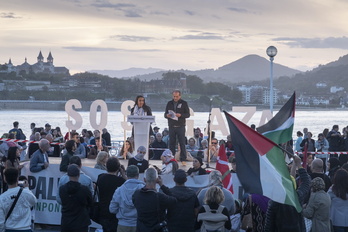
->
xmin=90 ymin=2 xmax=135 ymax=9
xmin=90 ymin=1 xmax=141 ymax=17
xmin=110 ymin=35 xmax=155 ymax=42
xmin=227 ymin=7 xmax=255 ymax=14
xmin=62 ymin=46 xmax=160 ymax=52
xmin=274 ymin=36 xmax=348 ymax=49
xmin=0 ymin=12 xmax=21 ymax=19
xmin=185 ymin=10 xmax=195 ymax=16
xmin=173 ymin=32 xmax=225 ymax=40
xmin=123 ymin=10 xmax=142 ymax=17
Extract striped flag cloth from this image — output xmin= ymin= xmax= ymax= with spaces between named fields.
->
xmin=216 ymin=144 xmax=233 ymax=193
xmin=224 ymin=111 xmax=302 ymax=212
xmin=257 ymin=92 xmax=296 ymax=145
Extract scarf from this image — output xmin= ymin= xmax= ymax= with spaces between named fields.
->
xmin=134 ymin=152 xmax=145 ymax=161
xmin=133 ymin=105 xmax=146 ymax=116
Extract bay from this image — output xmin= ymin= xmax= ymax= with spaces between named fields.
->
xmin=0 ymin=110 xmax=347 ymax=141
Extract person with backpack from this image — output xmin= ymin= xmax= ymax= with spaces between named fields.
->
xmin=197 ymin=170 xmax=235 ymax=216
xmin=196 ymin=186 xmax=231 ymax=232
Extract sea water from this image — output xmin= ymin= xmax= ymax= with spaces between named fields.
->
xmin=0 ymin=110 xmax=347 ymax=141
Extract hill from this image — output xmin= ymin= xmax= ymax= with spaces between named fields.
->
xmin=88 ymin=67 xmax=164 ymax=78
xmin=90 ymin=55 xmax=302 ymax=83
xmin=246 ymin=54 xmax=348 ymax=96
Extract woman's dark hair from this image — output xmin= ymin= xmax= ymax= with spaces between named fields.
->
xmin=106 ymin=157 xmax=121 ymax=173
xmin=332 ymin=169 xmax=348 ymax=200
xmin=122 ymin=140 xmax=133 ymax=153
xmin=87 ymin=130 xmax=93 ymax=138
xmin=7 ymin=147 xmax=19 ymax=166
xmin=65 ymin=140 xmax=76 ymax=153
xmin=134 ymin=95 xmax=146 ymax=107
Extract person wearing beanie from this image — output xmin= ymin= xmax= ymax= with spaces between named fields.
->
xmin=187 ymin=157 xmax=207 ymax=176
xmin=303 ymin=177 xmax=331 ymax=232
xmin=128 ymin=146 xmax=149 ymax=173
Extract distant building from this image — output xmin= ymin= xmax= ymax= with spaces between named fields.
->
xmin=330 ymin=86 xmax=344 ymax=93
xmin=237 ymin=85 xmax=277 ymax=105
xmin=0 ymin=51 xmax=69 ymax=75
xmin=316 ymin=82 xmax=327 ymax=88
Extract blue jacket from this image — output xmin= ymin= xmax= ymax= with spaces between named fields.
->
xmin=109 ymin=179 xmax=145 ymax=227
xmin=29 ymin=149 xmax=49 ymax=172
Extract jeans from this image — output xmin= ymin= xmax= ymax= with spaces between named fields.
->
xmin=333 ymin=226 xmax=348 ymax=232
xmin=169 ymin=126 xmax=187 ymax=161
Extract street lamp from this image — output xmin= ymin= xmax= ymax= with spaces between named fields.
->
xmin=266 ymin=46 xmax=277 ymax=114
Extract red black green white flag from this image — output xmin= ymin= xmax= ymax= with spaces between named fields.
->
xmin=257 ymin=92 xmax=296 ymax=145
xmin=224 ymin=111 xmax=302 ymax=212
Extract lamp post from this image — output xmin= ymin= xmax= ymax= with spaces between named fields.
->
xmin=266 ymin=46 xmax=277 ymax=114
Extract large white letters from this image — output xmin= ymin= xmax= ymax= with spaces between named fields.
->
xmin=64 ymin=99 xmax=273 ymax=137
xmin=120 ymin=100 xmax=134 ymax=131
xmin=89 ymin=100 xmax=108 ymax=130
xmin=65 ymin=99 xmax=83 ymax=130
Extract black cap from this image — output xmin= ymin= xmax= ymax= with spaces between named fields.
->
xmin=67 ymin=164 xmax=80 ymax=177
xmin=154 ymin=126 xmax=160 ymax=130
xmin=45 ymin=123 xmax=51 ymax=127
xmin=174 ymin=169 xmax=187 ymax=184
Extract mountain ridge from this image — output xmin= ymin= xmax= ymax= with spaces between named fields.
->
xmin=90 ymin=54 xmax=302 ymax=83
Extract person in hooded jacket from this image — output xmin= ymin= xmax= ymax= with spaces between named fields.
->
xmin=128 ymin=146 xmax=149 ymax=173
xmin=109 ymin=165 xmax=145 ymax=232
xmin=164 ymin=169 xmax=200 ymax=232
xmin=59 ymin=164 xmax=92 ymax=232
xmin=97 ymin=157 xmax=126 ymax=232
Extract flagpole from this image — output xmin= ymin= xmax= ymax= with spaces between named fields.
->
xmin=206 ymin=98 xmax=213 ymax=168
xmin=276 ymin=143 xmax=295 ymax=158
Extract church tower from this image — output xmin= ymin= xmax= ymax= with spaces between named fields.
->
xmin=47 ymin=51 xmax=53 ymax=64
xmin=37 ymin=51 xmax=44 ymax=63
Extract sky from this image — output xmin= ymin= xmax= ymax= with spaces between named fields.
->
xmin=1 ymin=0 xmax=348 ymax=74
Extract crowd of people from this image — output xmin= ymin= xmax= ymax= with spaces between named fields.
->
xmin=1 ymin=90 xmax=348 ymax=231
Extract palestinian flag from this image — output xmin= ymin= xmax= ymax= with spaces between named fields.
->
xmin=257 ymin=92 xmax=296 ymax=144
xmin=216 ymin=144 xmax=233 ymax=193
xmin=224 ymin=111 xmax=301 ymax=212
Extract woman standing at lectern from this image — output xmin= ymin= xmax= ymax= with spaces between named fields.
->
xmin=130 ymin=95 xmax=154 ymax=138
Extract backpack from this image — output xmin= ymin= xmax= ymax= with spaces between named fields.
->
xmin=197 ymin=205 xmax=228 ymax=232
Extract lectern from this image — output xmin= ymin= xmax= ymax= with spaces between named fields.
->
xmin=127 ymin=115 xmax=155 ymax=160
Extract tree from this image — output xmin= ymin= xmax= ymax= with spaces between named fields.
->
xmin=186 ymin=75 xmax=205 ymax=94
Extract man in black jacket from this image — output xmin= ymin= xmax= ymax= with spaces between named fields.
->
xmin=132 ymin=167 xmax=176 ymax=232
xmin=59 ymin=164 xmax=92 ymax=232
xmin=165 ymin=169 xmax=200 ymax=232
xmin=164 ymin=90 xmax=190 ymax=165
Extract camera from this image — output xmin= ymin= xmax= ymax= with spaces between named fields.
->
xmin=159 ymin=221 xmax=168 ymax=232
xmin=18 ymin=181 xmax=25 ymax=187
xmin=154 ymin=220 xmax=168 ymax=232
